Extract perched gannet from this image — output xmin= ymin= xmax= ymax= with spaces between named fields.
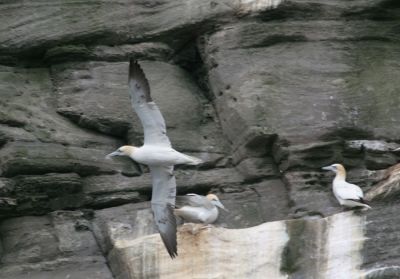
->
xmin=322 ymin=163 xmax=371 ymax=209
xmin=106 ymin=60 xmax=202 ymax=258
xmin=174 ymin=193 xmax=226 ymax=224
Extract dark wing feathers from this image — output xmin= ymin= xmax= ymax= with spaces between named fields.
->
xmin=152 ymin=203 xmax=177 ymax=258
xmin=149 ymin=166 xmax=177 ymax=258
xmin=347 ymin=197 xmax=370 ymax=206
xmin=129 ymin=59 xmax=152 ymax=102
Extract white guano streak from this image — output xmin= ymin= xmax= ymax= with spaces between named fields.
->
xmin=159 ymin=221 xmax=289 ymax=279
xmin=325 ymin=212 xmax=366 ymax=279
xmin=238 ymin=0 xmax=283 ymax=12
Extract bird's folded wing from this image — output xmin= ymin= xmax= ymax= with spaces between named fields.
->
xmin=149 ymin=166 xmax=177 ymax=258
xmin=128 ymin=59 xmax=171 ymax=147
xmin=336 ymin=182 xmax=364 ymax=200
xmin=176 ymin=194 xmax=211 ymax=208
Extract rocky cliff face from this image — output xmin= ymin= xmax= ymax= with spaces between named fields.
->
xmin=1 ymin=0 xmax=400 ymax=278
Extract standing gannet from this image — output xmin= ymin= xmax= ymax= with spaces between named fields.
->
xmin=322 ymin=163 xmax=371 ymax=209
xmin=174 ymin=193 xmax=226 ymax=224
xmin=106 ymin=59 xmax=202 ymax=258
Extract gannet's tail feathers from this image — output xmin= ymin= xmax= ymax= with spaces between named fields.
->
xmin=359 ymin=197 xmax=372 ymax=209
xmin=348 ymin=198 xmax=372 ymax=209
xmin=183 ymin=154 xmax=203 ymax=165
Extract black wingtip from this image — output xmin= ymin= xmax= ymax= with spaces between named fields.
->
xmin=153 ymin=203 xmax=178 ymax=259
xmin=359 ymin=197 xmax=371 ymax=206
xmin=128 ymin=58 xmax=152 ymax=102
xmin=129 ymin=58 xmax=140 ymax=73
xmin=348 ymin=198 xmax=372 ymax=208
xmin=128 ymin=59 xmax=142 ymax=80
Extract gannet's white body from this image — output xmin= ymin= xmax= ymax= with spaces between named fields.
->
xmin=174 ymin=193 xmax=226 ymax=224
xmin=107 ymin=145 xmax=202 ymax=167
xmin=322 ymin=163 xmax=371 ymax=209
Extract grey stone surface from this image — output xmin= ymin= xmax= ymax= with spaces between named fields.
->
xmin=284 ymin=171 xmax=339 ymax=218
xmin=0 ymin=211 xmax=113 ymax=279
xmin=236 ymin=157 xmax=279 ymax=181
xmin=13 ymin=173 xmax=84 ymax=215
xmin=217 ymin=179 xmax=289 ymax=227
xmin=0 ymin=142 xmax=140 ymax=177
xmin=274 ymin=140 xmax=341 ymax=171
xmin=0 ymin=0 xmax=283 ymax=60
xmin=201 ymin=9 xmax=400 ymax=146
xmin=363 ymin=204 xmax=400 ymax=278
xmin=176 ymin=167 xmax=245 ymax=193
xmin=0 ymin=65 xmax=118 ymax=148
xmin=45 ymin=42 xmax=173 ymax=64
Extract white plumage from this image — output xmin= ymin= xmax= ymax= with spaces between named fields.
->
xmin=128 ymin=145 xmax=202 ymax=166
xmin=176 ymin=204 xmax=219 ymax=224
xmin=322 ymin=163 xmax=371 ymax=209
xmin=174 ymin=193 xmax=226 ymax=224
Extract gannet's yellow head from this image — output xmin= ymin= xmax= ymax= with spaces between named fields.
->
xmin=106 ymin=145 xmax=136 ymax=158
xmin=322 ymin=163 xmax=346 ymax=178
xmin=206 ymin=194 xmax=227 ymax=211
xmin=206 ymin=194 xmax=219 ymax=201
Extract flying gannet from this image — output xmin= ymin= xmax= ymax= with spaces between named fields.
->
xmin=322 ymin=163 xmax=371 ymax=209
xmin=106 ymin=59 xmax=203 ymax=258
xmin=174 ymin=193 xmax=226 ymax=224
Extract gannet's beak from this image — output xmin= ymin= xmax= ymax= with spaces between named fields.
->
xmin=215 ymin=200 xmax=228 ymax=212
xmin=105 ymin=150 xmax=121 ymax=159
xmin=322 ymin=165 xmax=334 ymax=171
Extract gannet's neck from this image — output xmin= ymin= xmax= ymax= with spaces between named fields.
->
xmin=334 ymin=167 xmax=346 ymax=181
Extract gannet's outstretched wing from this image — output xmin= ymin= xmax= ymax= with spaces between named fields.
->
xmin=128 ymin=60 xmax=177 ymax=258
xmin=176 ymin=194 xmax=212 ymax=209
xmin=128 ymin=59 xmax=171 ymax=147
xmin=149 ymin=166 xmax=177 ymax=258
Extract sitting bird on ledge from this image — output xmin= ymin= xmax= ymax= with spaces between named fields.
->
xmin=174 ymin=193 xmax=227 ymax=233
xmin=322 ymin=163 xmax=371 ymax=209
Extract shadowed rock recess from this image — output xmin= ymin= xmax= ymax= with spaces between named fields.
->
xmin=0 ymin=0 xmax=400 ymax=278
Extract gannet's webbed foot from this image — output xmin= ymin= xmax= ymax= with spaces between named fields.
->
xmin=199 ymin=224 xmax=213 ymax=230
xmin=179 ymin=223 xmax=210 ymax=235
xmin=179 ymin=223 xmax=198 ymax=234
xmin=191 ymin=224 xmax=214 ymax=234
